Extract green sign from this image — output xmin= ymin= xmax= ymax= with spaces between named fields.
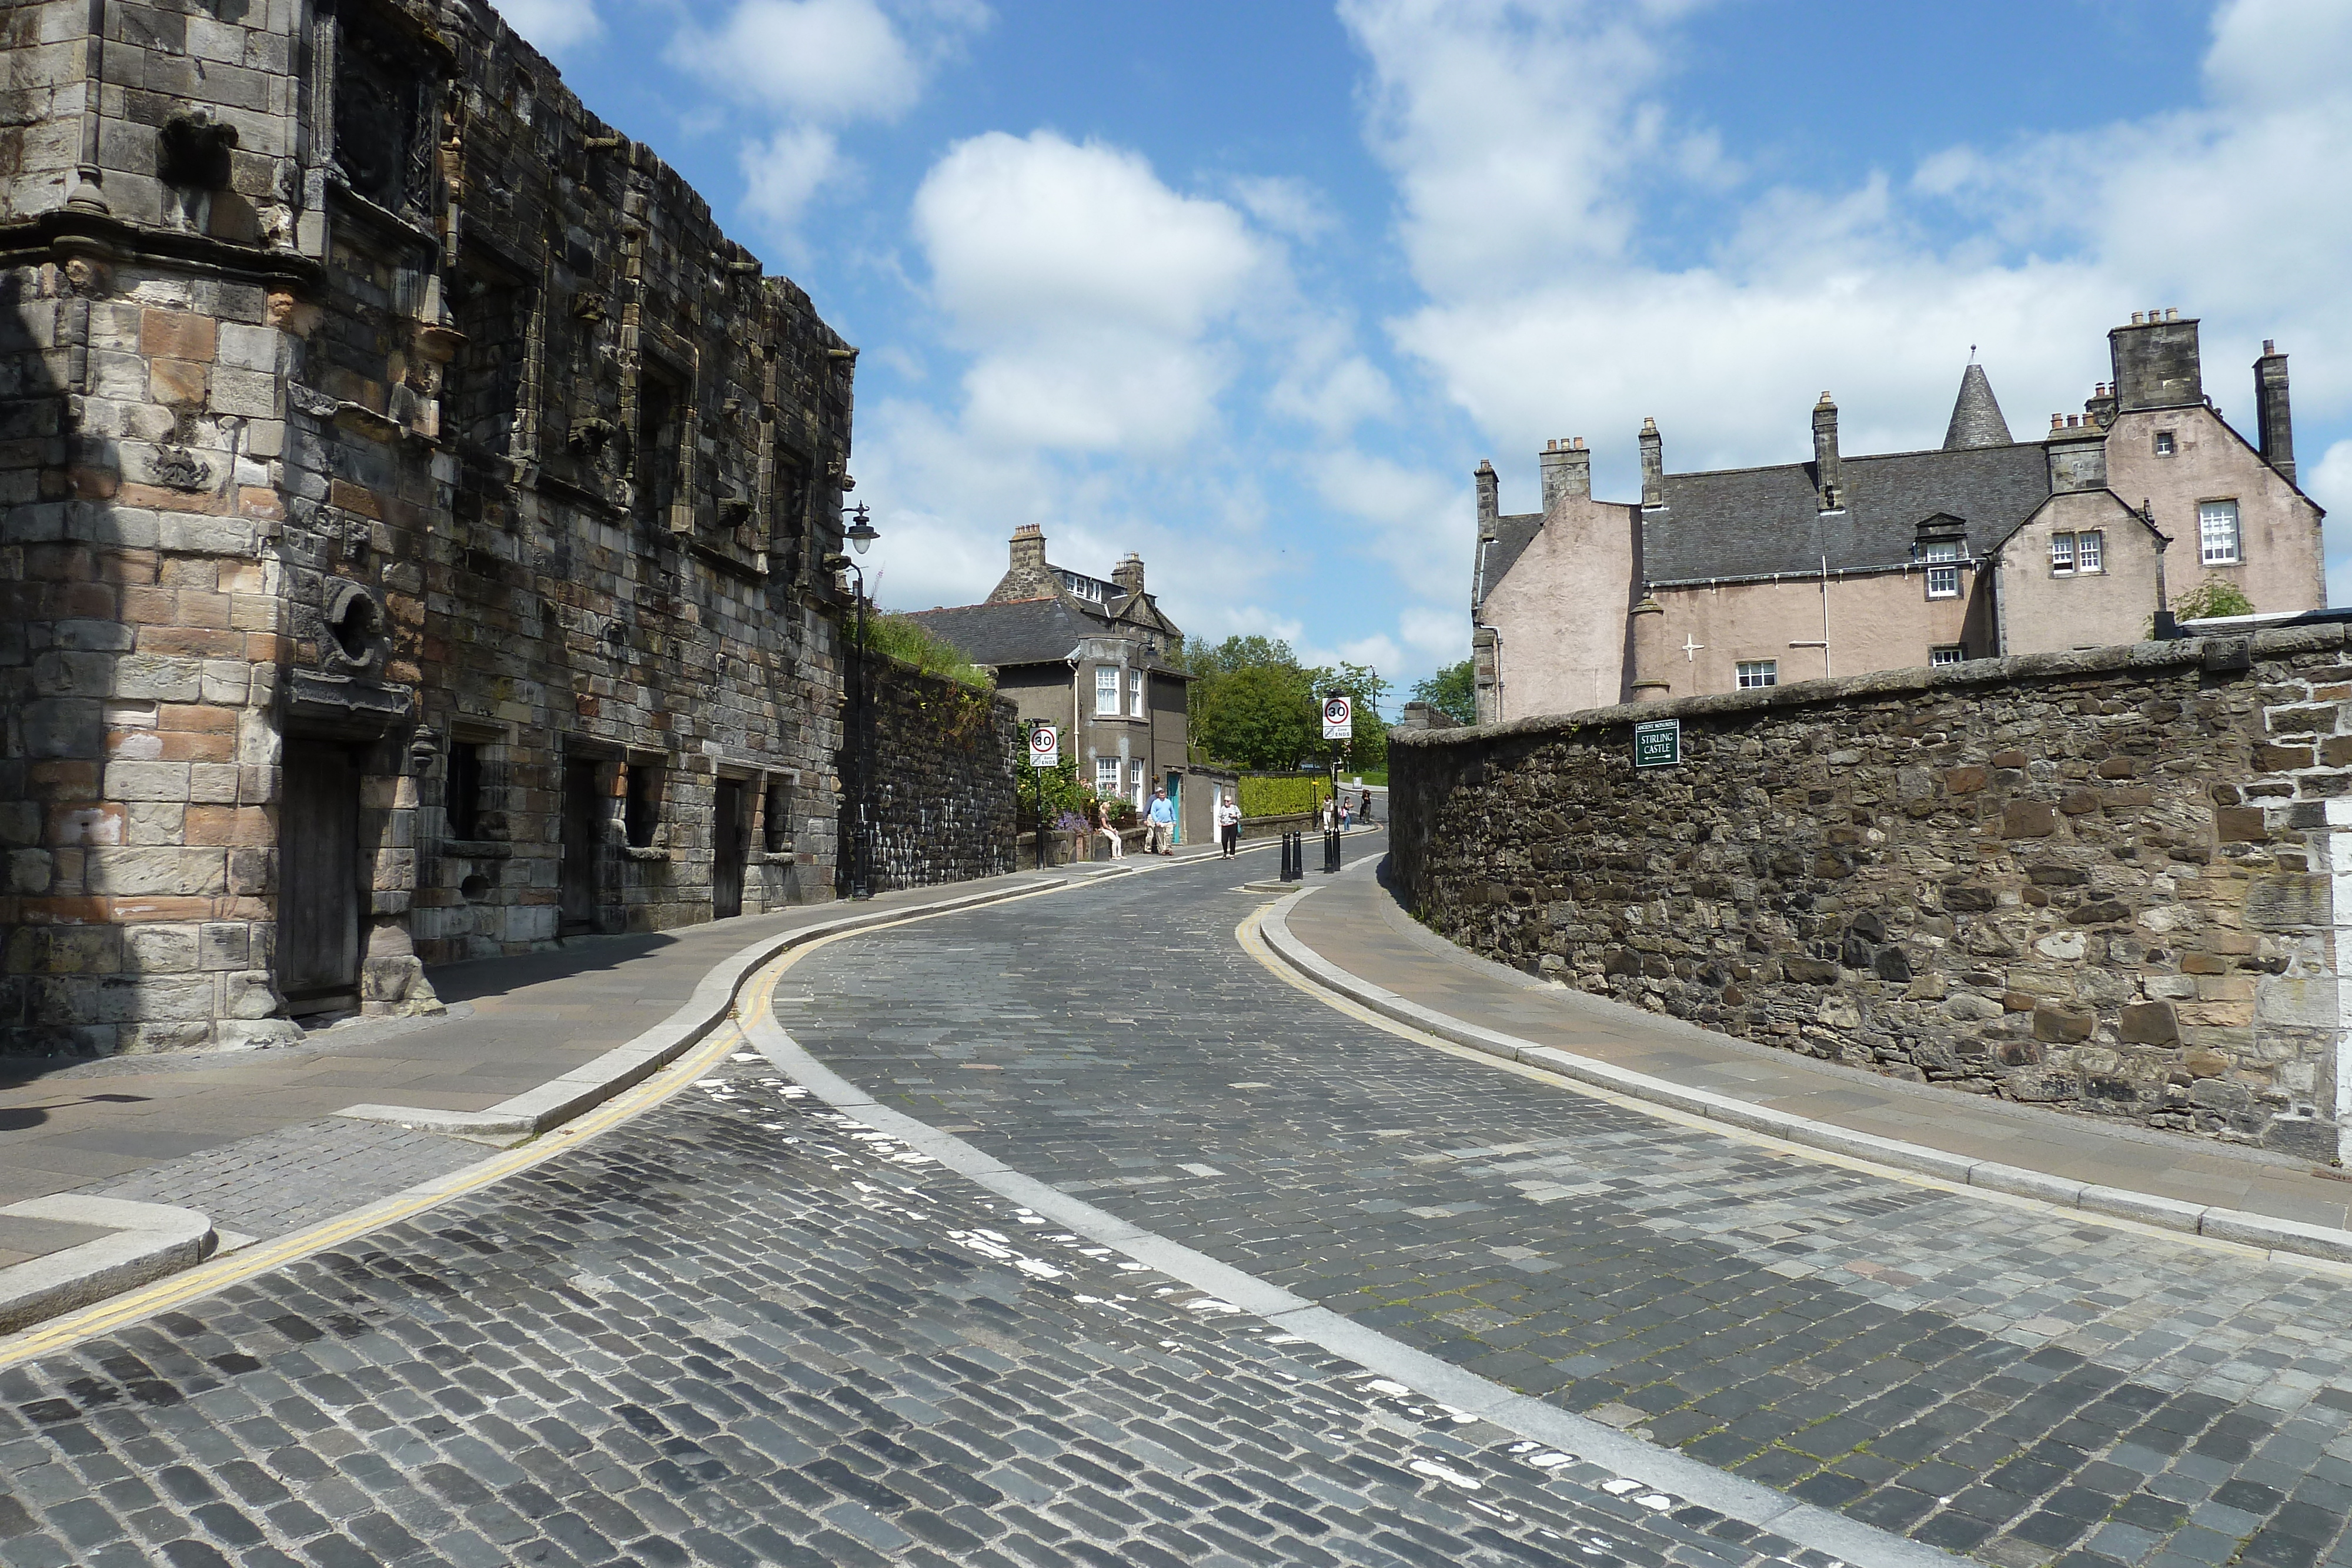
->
xmin=1633 ymin=718 xmax=1681 ymax=768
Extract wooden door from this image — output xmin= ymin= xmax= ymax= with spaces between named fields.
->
xmin=712 ymin=778 xmax=746 ymax=920
xmin=279 ymin=741 xmax=361 ymax=1014
xmin=559 ymin=758 xmax=604 ymax=935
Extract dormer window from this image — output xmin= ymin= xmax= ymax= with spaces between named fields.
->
xmin=1921 ymin=537 xmax=1962 ymax=599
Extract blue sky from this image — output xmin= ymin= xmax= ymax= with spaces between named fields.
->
xmin=503 ymin=0 xmax=2352 ymax=694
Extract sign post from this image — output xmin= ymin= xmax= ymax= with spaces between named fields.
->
xmin=1322 ymin=694 xmax=1352 ymax=871
xmin=1632 ymin=718 xmax=1681 ymax=768
xmin=1027 ymin=723 xmax=1058 ymax=868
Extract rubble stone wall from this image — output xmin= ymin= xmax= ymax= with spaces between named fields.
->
xmin=1390 ymin=625 xmax=2352 ymax=1161
xmin=3 ymin=0 xmax=857 ymax=1054
xmin=853 ymin=661 xmax=1020 ymax=894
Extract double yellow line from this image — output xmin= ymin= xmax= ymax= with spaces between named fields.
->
xmin=0 ymin=875 xmax=1081 ymax=1369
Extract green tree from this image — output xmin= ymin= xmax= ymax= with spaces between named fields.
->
xmin=1183 ymin=636 xmax=1390 ymax=773
xmin=1411 ymin=658 xmax=1477 ymax=724
xmin=2171 ymin=577 xmax=2256 ymax=621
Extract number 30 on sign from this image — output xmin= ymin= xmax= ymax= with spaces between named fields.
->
xmin=1027 ymin=724 xmax=1060 ymax=768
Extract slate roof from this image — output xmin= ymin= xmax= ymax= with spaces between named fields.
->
xmin=1482 ymin=512 xmax=1545 ymax=597
xmin=906 ymin=597 xmax=1184 ymax=673
xmin=1943 ymin=364 xmax=2013 ymax=449
xmin=1641 ymin=442 xmax=2050 ymax=585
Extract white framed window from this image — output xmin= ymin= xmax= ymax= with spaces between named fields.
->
xmin=1094 ymin=665 xmax=1120 ymax=716
xmin=2199 ymin=501 xmax=2240 ymax=565
xmin=1094 ymin=757 xmax=1121 ymax=794
xmin=2077 ymin=530 xmax=2102 ymax=573
xmin=1127 ymin=668 xmax=1144 ymax=717
xmin=1930 ymin=646 xmax=1966 ymax=667
xmin=1922 ymin=537 xmax=1961 ymax=599
xmin=2050 ymin=533 xmax=2075 ymax=574
xmin=1736 ymin=660 xmax=1777 ymax=689
xmin=2154 ymin=430 xmax=2176 ymax=456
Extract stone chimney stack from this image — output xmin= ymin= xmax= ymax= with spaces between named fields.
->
xmin=1538 ymin=437 xmax=1591 ymax=511
xmin=1010 ymin=523 xmax=1046 ymax=573
xmin=1112 ymin=552 xmax=1145 ymax=597
xmin=1812 ymin=392 xmax=1842 ymax=509
xmin=1475 ymin=459 xmax=1500 ymax=542
xmin=2255 ymin=340 xmax=2294 ymax=484
xmin=1638 ymin=420 xmax=1663 ymax=508
xmin=2109 ymin=307 xmax=2202 ymax=412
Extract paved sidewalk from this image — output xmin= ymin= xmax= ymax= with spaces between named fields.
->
xmin=1284 ymin=859 xmax=2352 ymax=1233
xmin=0 ymin=859 xmax=1155 ymax=1269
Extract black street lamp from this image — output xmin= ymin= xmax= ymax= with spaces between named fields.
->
xmin=825 ymin=504 xmax=879 ymax=899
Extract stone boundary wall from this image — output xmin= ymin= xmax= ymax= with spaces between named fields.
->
xmin=1389 ymin=625 xmax=2352 ymax=1161
xmin=854 ymin=662 xmax=1020 ymax=893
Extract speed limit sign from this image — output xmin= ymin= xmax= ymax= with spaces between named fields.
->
xmin=1027 ymin=724 xmax=1060 ymax=768
xmin=1321 ymin=695 xmax=1352 ymax=740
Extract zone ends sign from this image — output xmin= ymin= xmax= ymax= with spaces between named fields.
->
xmin=1322 ymin=695 xmax=1354 ymax=741
xmin=1027 ymin=724 xmax=1060 ymax=769
xmin=1633 ymin=718 xmax=1681 ymax=768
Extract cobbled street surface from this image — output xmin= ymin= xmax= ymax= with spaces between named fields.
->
xmin=0 ymin=1045 xmax=1803 ymax=1566
xmin=780 ymin=854 xmax=2352 ymax=1568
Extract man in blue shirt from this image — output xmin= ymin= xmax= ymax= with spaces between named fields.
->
xmin=1145 ymin=786 xmax=1177 ymax=855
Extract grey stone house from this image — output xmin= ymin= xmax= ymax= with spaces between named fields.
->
xmin=908 ymin=527 xmax=1190 ymax=813
xmin=2 ymin=0 xmax=858 ymax=1052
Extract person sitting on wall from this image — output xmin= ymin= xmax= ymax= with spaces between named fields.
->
xmin=1146 ymin=787 xmax=1177 ymax=855
xmin=1090 ymin=797 xmax=1124 ymax=860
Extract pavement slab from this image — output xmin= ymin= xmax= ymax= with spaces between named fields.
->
xmin=773 ymin=842 xmax=2352 ymax=1568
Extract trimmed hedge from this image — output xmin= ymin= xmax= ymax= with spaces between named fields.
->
xmin=1239 ymin=775 xmax=1332 ymax=817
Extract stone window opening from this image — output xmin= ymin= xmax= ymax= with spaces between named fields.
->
xmin=771 ymin=450 xmax=810 ymax=584
xmin=1095 ymin=666 xmax=1120 ymax=717
xmin=445 ymin=741 xmax=483 ymax=840
xmin=2199 ymin=500 xmax=2241 ymax=566
xmin=446 ymin=262 xmax=530 ymax=457
xmin=1127 ymin=667 xmax=1144 ymax=718
xmin=763 ymin=777 xmax=796 ymax=854
xmin=1094 ymin=757 xmax=1121 ymax=796
xmin=624 ymin=761 xmax=663 ymax=849
xmin=636 ymin=363 xmax=686 ymax=530
xmin=1919 ymin=538 xmax=1962 ymax=600
xmin=1736 ymin=660 xmax=1778 ymax=689
xmin=1930 ymin=645 xmax=1966 ymax=667
xmin=2154 ymin=430 xmax=2177 ymax=456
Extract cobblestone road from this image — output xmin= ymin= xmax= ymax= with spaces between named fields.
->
xmin=780 ymin=858 xmax=2352 ymax=1568
xmin=0 ymin=1048 xmax=1807 ymax=1566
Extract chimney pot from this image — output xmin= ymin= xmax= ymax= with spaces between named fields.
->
xmin=1573 ymin=437 xmax=1585 ymax=450
xmin=2050 ymin=413 xmax=2063 ymax=429
xmin=2263 ymin=339 xmax=2276 ymax=355
xmin=2165 ymin=307 xmax=2179 ymax=322
xmin=2130 ymin=312 xmax=2144 ymax=325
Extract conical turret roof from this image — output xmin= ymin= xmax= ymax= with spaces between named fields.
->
xmin=1942 ymin=362 xmax=2013 ymax=449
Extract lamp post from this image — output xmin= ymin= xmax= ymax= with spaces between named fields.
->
xmin=824 ymin=504 xmax=880 ymax=898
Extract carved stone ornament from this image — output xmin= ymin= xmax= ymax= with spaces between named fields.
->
xmin=149 ymin=444 xmax=213 ymax=492
xmin=319 ymin=579 xmax=386 ymax=676
xmin=158 ymin=113 xmax=239 ymax=190
xmin=572 ymin=290 xmax=607 ymax=322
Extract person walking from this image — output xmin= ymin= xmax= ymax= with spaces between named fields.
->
xmin=1215 ymin=793 xmax=1241 ymax=858
xmin=1090 ymin=798 xmax=1124 ymax=860
xmin=1146 ymin=786 xmax=1177 ymax=855
xmin=1339 ymin=797 xmax=1352 ymax=831
xmin=1361 ymin=788 xmax=1375 ymax=825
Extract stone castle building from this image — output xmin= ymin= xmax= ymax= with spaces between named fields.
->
xmin=2 ymin=0 xmax=861 ymax=1052
xmin=1471 ymin=309 xmax=2325 ymax=722
xmin=908 ymin=526 xmax=1190 ymax=813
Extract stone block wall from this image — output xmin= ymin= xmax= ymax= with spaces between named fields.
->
xmin=3 ymin=0 xmax=859 ymax=1053
xmin=1390 ymin=625 xmax=2352 ymax=1161
xmin=848 ymin=660 xmax=1020 ymax=894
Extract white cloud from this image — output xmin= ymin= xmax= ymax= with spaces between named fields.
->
xmin=737 ymin=126 xmax=844 ymax=233
xmin=1400 ymin=604 xmax=1466 ymax=664
xmin=911 ymin=131 xmax=1271 ymax=452
xmin=1342 ymin=0 xmax=2352 ymax=519
xmin=668 ymin=0 xmax=926 ymax=122
xmin=1231 ymin=175 xmax=1341 ymax=242
xmin=498 ymin=0 xmax=604 ymax=54
xmin=2313 ymin=439 xmax=2352 ymax=604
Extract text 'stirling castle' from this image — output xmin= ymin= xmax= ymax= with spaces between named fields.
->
xmin=1471 ymin=310 xmax=2324 ymax=723
xmin=2 ymin=0 xmax=861 ymax=1051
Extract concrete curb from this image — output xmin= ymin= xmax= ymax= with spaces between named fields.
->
xmin=339 ymin=873 xmax=1083 ymax=1140
xmin=1261 ymin=894 xmax=2352 ymax=1270
xmin=0 ymin=1196 xmax=217 ymax=1333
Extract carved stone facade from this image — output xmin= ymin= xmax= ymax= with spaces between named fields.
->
xmin=2 ymin=0 xmax=860 ymax=1052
